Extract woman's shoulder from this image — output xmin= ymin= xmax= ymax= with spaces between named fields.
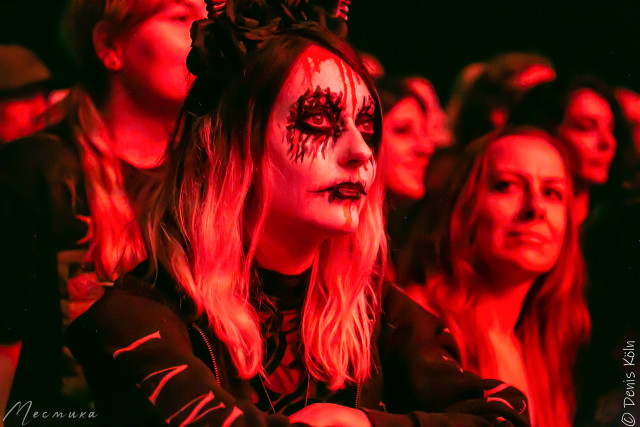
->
xmin=381 ymin=276 xmax=447 ymax=324
xmin=401 ymin=282 xmax=432 ymax=311
xmin=380 ymin=281 xmax=457 ymax=351
xmin=70 ymin=279 xmax=179 ymax=335
xmin=68 ymin=263 xmax=192 ymax=337
xmin=379 ymin=283 xmax=460 ymax=360
xmin=65 ymin=264 xmax=196 ymax=361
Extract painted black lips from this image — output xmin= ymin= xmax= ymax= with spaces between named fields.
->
xmin=313 ymin=182 xmax=367 ymax=201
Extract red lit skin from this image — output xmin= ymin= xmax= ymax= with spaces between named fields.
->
xmin=476 ymin=135 xmax=567 ymax=285
xmin=558 ymin=89 xmax=616 ymax=186
xmin=381 ymin=97 xmax=431 ymax=200
xmin=257 ymin=46 xmax=375 ymax=426
xmin=382 ymin=79 xmax=451 ymax=201
xmin=256 ymin=45 xmax=376 ymax=277
xmin=0 ymin=94 xmax=48 ymax=143
xmin=467 ymin=135 xmax=568 ymax=419
xmin=405 ymin=135 xmax=568 ymax=423
xmin=616 ymin=87 xmax=640 ymax=151
xmin=289 ymin=402 xmax=371 ymax=426
xmin=116 ymin=1 xmax=205 ymax=107
xmin=96 ymin=0 xmax=207 ymax=168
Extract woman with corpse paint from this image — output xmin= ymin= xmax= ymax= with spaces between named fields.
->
xmin=66 ymin=1 xmax=531 ymax=425
xmin=0 ymin=0 xmax=206 ymax=420
xmin=401 ymin=127 xmax=590 ymax=426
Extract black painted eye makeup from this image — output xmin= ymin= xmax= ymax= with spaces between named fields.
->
xmin=355 ymin=96 xmax=376 ymax=146
xmin=286 ymin=86 xmax=343 ymax=163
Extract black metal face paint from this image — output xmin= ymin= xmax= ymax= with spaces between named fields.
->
xmin=355 ymin=96 xmax=376 ymax=146
xmin=285 ymin=86 xmax=344 ymax=163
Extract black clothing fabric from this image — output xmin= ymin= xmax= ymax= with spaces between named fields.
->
xmin=0 ymin=121 xmax=95 ymax=421
xmin=574 ymin=199 xmax=640 ymax=426
xmin=66 ymin=262 xmax=531 ymax=426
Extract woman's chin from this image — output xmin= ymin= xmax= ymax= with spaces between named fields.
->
xmin=388 ymin=180 xmax=425 ymax=201
xmin=311 ymin=211 xmax=362 ymax=236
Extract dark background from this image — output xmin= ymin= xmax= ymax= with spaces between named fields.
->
xmin=1 ymin=0 xmax=639 ymax=101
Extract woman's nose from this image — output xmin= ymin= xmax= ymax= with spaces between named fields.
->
xmin=336 ymin=122 xmax=374 ymax=169
xmin=521 ymin=190 xmax=546 ymax=221
xmin=598 ymin=128 xmax=616 ymax=152
xmin=417 ymin=134 xmax=436 ymax=156
xmin=416 ymin=125 xmax=436 ymax=157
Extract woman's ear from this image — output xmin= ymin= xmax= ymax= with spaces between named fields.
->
xmin=93 ymin=21 xmax=123 ymax=71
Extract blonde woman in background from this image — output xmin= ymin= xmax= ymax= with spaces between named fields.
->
xmin=0 ymin=0 xmax=205 ymax=420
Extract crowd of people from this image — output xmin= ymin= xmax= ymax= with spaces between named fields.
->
xmin=0 ymin=0 xmax=637 ymax=426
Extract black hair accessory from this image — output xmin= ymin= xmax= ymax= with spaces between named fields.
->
xmin=185 ymin=0 xmax=350 ymax=115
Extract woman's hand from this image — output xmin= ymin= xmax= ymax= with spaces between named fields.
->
xmin=289 ymin=403 xmax=372 ymax=427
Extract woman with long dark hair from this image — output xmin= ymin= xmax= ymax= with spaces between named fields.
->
xmin=402 ymin=127 xmax=589 ymax=426
xmin=509 ymin=77 xmax=621 ymax=223
xmin=375 ymin=76 xmax=451 ymax=278
xmin=67 ymin=2 xmax=530 ymax=425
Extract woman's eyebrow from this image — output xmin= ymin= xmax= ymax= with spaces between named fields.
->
xmin=567 ymin=114 xmax=601 ymax=127
xmin=543 ymin=177 xmax=567 ymax=186
xmin=491 ymin=169 xmax=566 ymax=183
xmin=355 ymin=96 xmax=375 ymax=118
xmin=291 ymin=86 xmax=343 ymax=109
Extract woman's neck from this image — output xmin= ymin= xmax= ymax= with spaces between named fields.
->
xmin=254 ymin=217 xmax=325 ymax=276
xmin=472 ymin=274 xmax=534 ymax=335
xmin=99 ymin=83 xmax=180 ymax=168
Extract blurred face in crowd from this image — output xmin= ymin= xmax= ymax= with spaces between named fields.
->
xmin=408 ymin=78 xmax=452 ymax=150
xmin=381 ymin=79 xmax=452 ymax=200
xmin=616 ymin=88 xmax=640 ymax=151
xmin=0 ymin=92 xmax=48 ymax=143
xmin=558 ymin=88 xmax=616 ymax=185
xmin=265 ymin=45 xmax=378 ymax=235
xmin=114 ymin=0 xmax=207 ymax=108
xmin=474 ymin=134 xmax=567 ymax=281
xmin=381 ymin=97 xmax=430 ymax=200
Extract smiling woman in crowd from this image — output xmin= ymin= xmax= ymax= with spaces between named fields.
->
xmin=402 ymin=127 xmax=590 ymax=426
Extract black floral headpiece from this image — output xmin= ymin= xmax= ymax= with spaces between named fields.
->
xmin=185 ymin=0 xmax=351 ymax=116
xmin=184 ymin=0 xmax=351 ymax=114
xmin=187 ymin=0 xmax=350 ymax=76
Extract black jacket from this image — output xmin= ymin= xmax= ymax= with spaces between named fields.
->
xmin=66 ymin=263 xmax=530 ymax=426
xmin=0 ymin=121 xmax=91 ymax=413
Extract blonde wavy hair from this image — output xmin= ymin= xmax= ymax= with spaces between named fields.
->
xmin=139 ymin=28 xmax=387 ymax=389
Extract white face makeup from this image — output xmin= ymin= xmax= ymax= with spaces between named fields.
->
xmin=475 ymin=134 xmax=568 ymax=279
xmin=265 ymin=44 xmax=377 ymax=235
